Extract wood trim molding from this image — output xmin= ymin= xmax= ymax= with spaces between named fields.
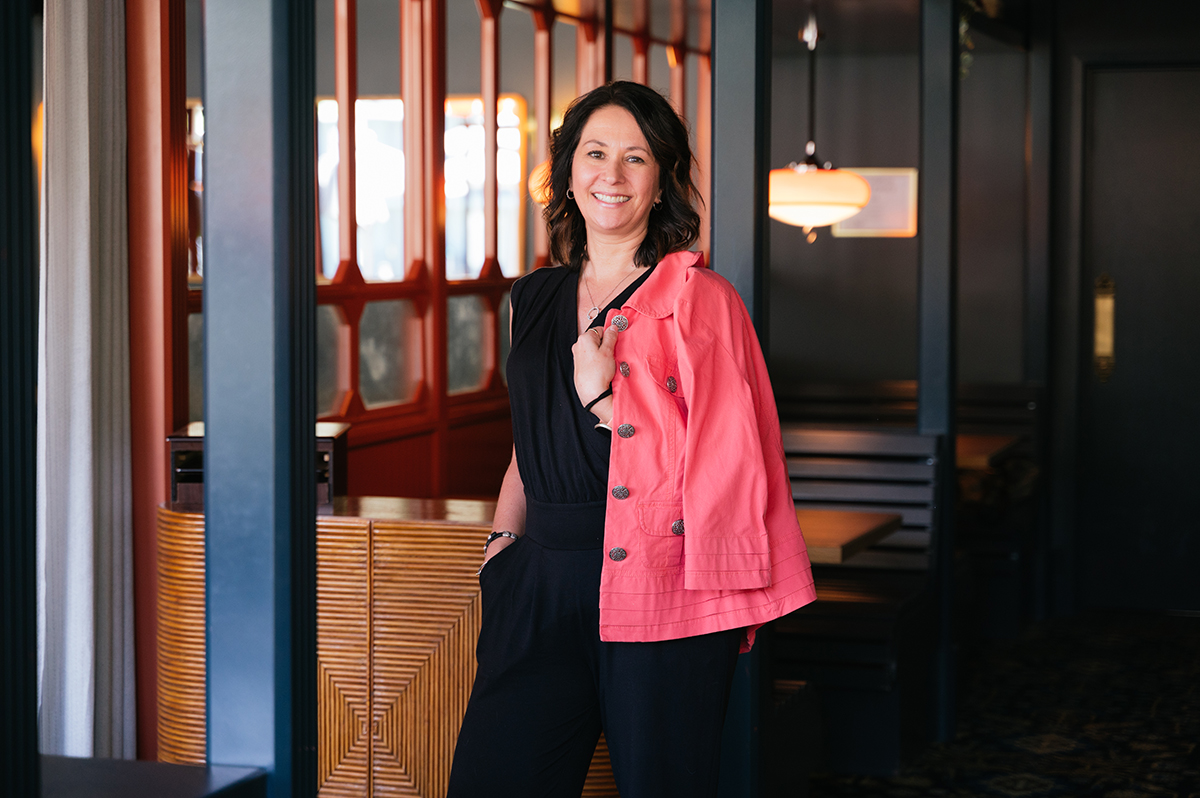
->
xmin=532 ymin=5 xmax=554 ymax=270
xmin=334 ymin=0 xmax=359 ymax=279
xmin=477 ymin=0 xmax=502 ymax=279
xmin=127 ymin=0 xmax=189 ymax=759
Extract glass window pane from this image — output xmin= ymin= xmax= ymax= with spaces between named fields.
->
xmin=355 ymin=99 xmax=406 ymax=281
xmin=444 ymin=101 xmax=485 ymax=279
xmin=613 ymin=33 xmax=634 ymax=83
xmin=497 ymin=96 xmax=525 ymax=278
xmin=316 ymin=99 xmax=341 ymax=280
xmin=317 ymin=304 xmax=348 ymax=416
xmin=358 ymin=1 xmax=399 ymax=96
xmin=188 ymin=312 xmax=203 ymax=422
xmin=446 ymin=0 xmax=481 ymax=96
xmin=187 ymin=103 xmax=204 ymax=284
xmin=552 ymin=21 xmax=577 ymax=127
xmin=686 ymin=52 xmax=699 ymax=149
xmin=651 ymin=0 xmax=672 ymax=42
xmin=649 ymin=43 xmax=671 ymax=98
xmin=499 ymin=291 xmax=511 ymax=386
xmin=447 ymin=295 xmax=490 ymax=395
xmin=501 ymin=9 xmax=539 ymax=274
xmin=359 ymin=299 xmax=419 ymax=408
xmin=688 ymin=1 xmax=703 ymax=52
xmin=445 ymin=96 xmax=528 ymax=280
xmin=315 ymin=98 xmax=406 ymax=283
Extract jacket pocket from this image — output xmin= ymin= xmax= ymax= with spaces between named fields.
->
xmin=645 ymin=354 xmax=684 ymax=401
xmin=636 ymin=501 xmax=685 ymax=571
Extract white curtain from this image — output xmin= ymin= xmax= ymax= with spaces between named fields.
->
xmin=37 ymin=0 xmax=136 ymax=759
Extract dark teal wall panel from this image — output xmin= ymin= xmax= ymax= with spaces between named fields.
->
xmin=203 ymin=0 xmax=316 ymax=794
xmin=1 ymin=0 xmax=41 ymax=794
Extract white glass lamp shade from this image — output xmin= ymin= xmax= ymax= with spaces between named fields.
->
xmin=768 ymin=164 xmax=871 ymax=229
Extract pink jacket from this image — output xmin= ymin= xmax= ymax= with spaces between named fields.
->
xmin=599 ymin=250 xmax=817 ymax=651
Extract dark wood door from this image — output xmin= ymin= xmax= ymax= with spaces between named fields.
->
xmin=1077 ymin=67 xmax=1200 ymax=610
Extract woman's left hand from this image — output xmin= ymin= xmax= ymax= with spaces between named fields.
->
xmin=572 ymin=323 xmax=618 ymax=419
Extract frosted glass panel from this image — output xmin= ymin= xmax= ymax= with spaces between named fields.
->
xmin=316 ymin=99 xmax=406 ymax=282
xmin=317 ymin=304 xmax=347 ymax=416
xmin=188 ymin=312 xmax=203 ymax=422
xmin=649 ymin=44 xmax=671 ymax=97
xmin=444 ymin=97 xmax=527 ymax=279
xmin=359 ymin=299 xmax=418 ymax=408
xmin=552 ymin=22 xmax=577 ymax=128
xmin=499 ymin=291 xmax=511 ymax=386
xmin=612 ymin=34 xmax=634 ymax=83
xmin=447 ymin=295 xmax=489 ymax=395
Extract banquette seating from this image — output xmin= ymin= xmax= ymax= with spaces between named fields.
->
xmin=769 ymin=381 xmax=1042 ymax=776
xmin=772 ymin=425 xmax=939 ymax=776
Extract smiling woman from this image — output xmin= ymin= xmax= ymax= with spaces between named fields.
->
xmin=446 ymin=81 xmax=816 ymax=798
xmin=545 ymin=81 xmax=700 ymax=274
xmin=569 ymin=105 xmax=661 ymax=242
xmin=114 ymin=0 xmax=720 ymax=783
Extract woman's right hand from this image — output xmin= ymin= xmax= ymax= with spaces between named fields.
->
xmin=572 ymin=323 xmax=619 ymax=421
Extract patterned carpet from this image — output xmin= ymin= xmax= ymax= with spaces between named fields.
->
xmin=808 ymin=611 xmax=1200 ymax=798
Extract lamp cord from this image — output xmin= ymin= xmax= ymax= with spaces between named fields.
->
xmin=806 ymin=10 xmax=819 ymax=166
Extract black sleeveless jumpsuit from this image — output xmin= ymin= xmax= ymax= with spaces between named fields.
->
xmin=446 ymin=265 xmax=741 ymax=798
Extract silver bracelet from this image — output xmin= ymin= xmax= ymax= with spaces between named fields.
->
xmin=484 ymin=530 xmax=519 ymax=552
xmin=477 ymin=530 xmax=520 ymax=576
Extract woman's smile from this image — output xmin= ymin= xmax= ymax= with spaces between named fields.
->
xmin=570 ymin=104 xmax=661 ymax=242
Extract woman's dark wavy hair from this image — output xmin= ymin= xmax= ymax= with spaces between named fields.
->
xmin=543 ymin=81 xmax=701 ymax=271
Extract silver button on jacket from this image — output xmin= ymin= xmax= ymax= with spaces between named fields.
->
xmin=612 ymin=485 xmax=630 ymax=500
xmin=619 ymin=361 xmax=630 ymax=377
xmin=612 ymin=314 xmax=629 ymax=331
xmin=608 ymin=547 xmax=628 ymax=562
xmin=666 ymin=376 xmax=677 ymax=393
xmin=671 ymin=519 xmax=685 ymax=535
xmin=617 ymin=423 xmax=635 ymax=438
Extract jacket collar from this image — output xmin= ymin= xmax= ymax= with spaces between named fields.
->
xmin=620 ymin=250 xmax=704 ymax=319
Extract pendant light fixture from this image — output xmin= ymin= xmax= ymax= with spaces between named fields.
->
xmin=769 ymin=10 xmax=870 ymax=241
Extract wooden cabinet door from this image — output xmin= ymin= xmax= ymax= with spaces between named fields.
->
xmin=317 ymin=517 xmax=373 ymax=795
xmin=370 ymin=522 xmax=484 ymax=796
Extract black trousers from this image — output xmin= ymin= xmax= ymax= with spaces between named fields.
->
xmin=447 ymin=498 xmax=742 ymax=798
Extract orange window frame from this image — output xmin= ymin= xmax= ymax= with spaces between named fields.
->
xmin=181 ymin=0 xmax=711 ymax=498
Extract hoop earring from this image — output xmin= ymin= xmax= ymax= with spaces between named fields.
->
xmin=567 ymin=189 xmax=575 ymax=200
xmin=653 ymin=198 xmax=662 ymax=208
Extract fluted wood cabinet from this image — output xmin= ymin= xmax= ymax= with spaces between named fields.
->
xmin=156 ymin=498 xmax=618 ymax=797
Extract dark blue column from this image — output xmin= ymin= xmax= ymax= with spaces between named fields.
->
xmin=1 ymin=0 xmax=41 ymax=795
xmin=203 ymin=2 xmax=317 ymax=796
xmin=1024 ymin=0 xmax=1054 ymax=624
xmin=711 ymin=0 xmax=772 ymax=795
xmin=711 ymin=0 xmax=772 ymax=342
xmin=918 ymin=0 xmax=959 ymax=742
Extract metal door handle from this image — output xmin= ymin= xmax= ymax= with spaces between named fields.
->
xmin=1094 ymin=274 xmax=1115 ymax=381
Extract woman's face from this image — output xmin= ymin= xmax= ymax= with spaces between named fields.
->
xmin=569 ymin=104 xmax=662 ymax=247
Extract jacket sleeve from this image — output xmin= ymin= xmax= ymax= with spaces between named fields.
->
xmin=675 ymin=275 xmax=773 ymax=591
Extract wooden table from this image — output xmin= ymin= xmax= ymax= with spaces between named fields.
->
xmin=41 ymin=755 xmax=265 ymax=798
xmin=956 ymin=433 xmax=1021 ymax=470
xmin=797 ymin=508 xmax=903 ymax=564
